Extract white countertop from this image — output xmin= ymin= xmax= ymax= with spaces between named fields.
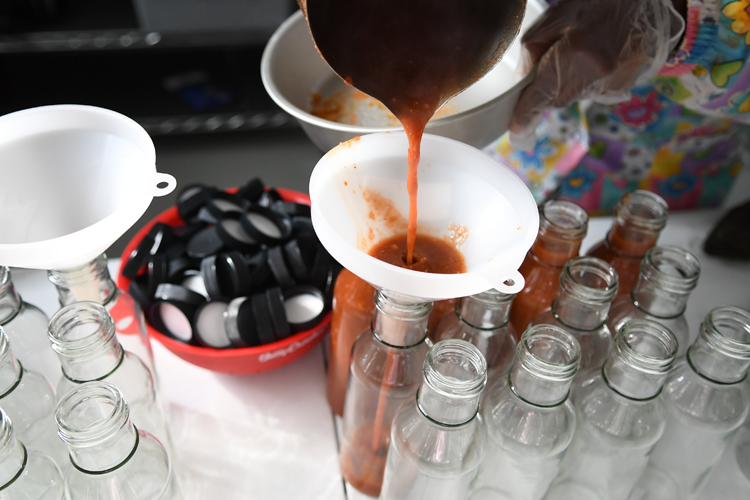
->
xmin=10 ymin=169 xmax=750 ymax=500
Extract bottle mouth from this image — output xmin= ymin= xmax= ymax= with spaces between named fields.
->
xmin=641 ymin=246 xmax=700 ymax=293
xmin=539 ymin=200 xmax=589 ymax=239
xmin=375 ymin=289 xmax=432 ymax=322
xmin=560 ymin=256 xmax=619 ymax=303
xmin=615 ymin=319 xmax=678 ymax=374
xmin=701 ymin=306 xmax=750 ymax=360
xmin=471 ymin=288 xmax=516 ymax=305
xmin=55 ymin=381 xmax=129 ymax=447
xmin=48 ymin=301 xmax=115 ymax=355
xmin=47 ymin=253 xmax=108 ymax=287
xmin=423 ymin=339 xmax=487 ymax=398
xmin=517 ymin=324 xmax=581 ymax=380
xmin=615 ymin=190 xmax=668 ymax=231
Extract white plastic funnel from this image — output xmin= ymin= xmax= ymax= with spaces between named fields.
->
xmin=310 ymin=133 xmax=539 ymax=300
xmin=0 ymin=105 xmax=176 ymax=270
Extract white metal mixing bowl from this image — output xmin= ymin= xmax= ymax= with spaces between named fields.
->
xmin=261 ymin=1 xmax=545 ymax=151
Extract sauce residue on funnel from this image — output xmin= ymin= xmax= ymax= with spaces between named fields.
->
xmin=369 ymin=233 xmax=466 ymax=274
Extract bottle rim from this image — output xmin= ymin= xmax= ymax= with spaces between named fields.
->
xmin=47 ymin=253 xmax=108 ymax=287
xmin=640 ymin=246 xmax=700 ymax=293
xmin=539 ymin=200 xmax=589 ymax=240
xmin=47 ymin=301 xmax=116 ymax=356
xmin=613 ymin=319 xmax=678 ymax=374
xmin=614 ymin=190 xmax=668 ymax=232
xmin=55 ymin=381 xmax=129 ymax=447
xmin=700 ymin=306 xmax=750 ymax=360
xmin=516 ymin=324 xmax=581 ymax=381
xmin=423 ymin=339 xmax=487 ymax=399
xmin=559 ymin=256 xmax=619 ymax=303
xmin=374 ymin=289 xmax=432 ymax=322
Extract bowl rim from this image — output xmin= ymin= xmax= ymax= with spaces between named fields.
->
xmin=117 ymin=186 xmax=332 ymax=360
xmin=260 ymin=8 xmax=537 ymax=134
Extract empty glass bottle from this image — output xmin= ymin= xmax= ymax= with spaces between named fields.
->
xmin=0 ymin=326 xmax=67 ymax=468
xmin=587 ymin=190 xmax=668 ymax=301
xmin=544 ymin=320 xmax=678 ymax=500
xmin=609 ymin=246 xmax=700 ymax=357
xmin=0 ymin=267 xmax=61 ymax=386
xmin=530 ymin=256 xmax=618 ymax=378
xmin=339 ymin=290 xmax=432 ymax=497
xmin=48 ymin=301 xmax=170 ymax=450
xmin=56 ymin=381 xmax=180 ymax=500
xmin=471 ymin=324 xmax=581 ymax=500
xmin=510 ymin=200 xmax=589 ymax=334
xmin=433 ymin=289 xmax=517 ymax=387
xmin=0 ymin=407 xmax=64 ymax=500
xmin=633 ymin=306 xmax=750 ymax=500
xmin=48 ymin=253 xmax=156 ymax=380
xmin=380 ymin=339 xmax=487 ymax=500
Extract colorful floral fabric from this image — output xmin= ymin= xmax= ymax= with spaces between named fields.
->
xmin=487 ymin=0 xmax=748 ymax=214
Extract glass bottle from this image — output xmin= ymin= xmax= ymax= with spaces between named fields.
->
xmin=0 ymin=266 xmax=61 ymax=386
xmin=433 ymin=289 xmax=517 ymax=387
xmin=56 ymin=381 xmax=180 ymax=500
xmin=0 ymin=326 xmax=67 ymax=468
xmin=47 ymin=253 xmax=156 ymax=380
xmin=48 ymin=301 xmax=170 ymax=451
xmin=587 ymin=190 xmax=668 ymax=301
xmin=339 ymin=290 xmax=432 ymax=497
xmin=379 ymin=339 xmax=488 ymax=500
xmin=509 ymin=200 xmax=589 ymax=335
xmin=544 ymin=319 xmax=678 ymax=500
xmin=530 ymin=256 xmax=618 ymax=378
xmin=471 ymin=324 xmax=581 ymax=500
xmin=327 ymin=269 xmax=451 ymax=416
xmin=608 ymin=246 xmax=700 ymax=357
xmin=633 ymin=306 xmax=750 ymax=500
xmin=0 ymin=407 xmax=64 ymax=500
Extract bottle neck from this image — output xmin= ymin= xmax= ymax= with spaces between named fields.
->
xmin=688 ymin=307 xmax=750 ymax=384
xmin=0 ymin=410 xmax=26 ymax=489
xmin=607 ymin=190 xmax=668 ymax=258
xmin=529 ymin=200 xmax=588 ymax=267
xmin=56 ymin=382 xmax=138 ymax=473
xmin=417 ymin=339 xmax=487 ymax=426
xmin=48 ymin=301 xmax=123 ymax=382
xmin=48 ymin=254 xmax=117 ymax=307
xmin=603 ymin=320 xmax=677 ymax=400
xmin=632 ymin=246 xmax=700 ymax=318
xmin=509 ymin=324 xmax=580 ymax=406
xmin=0 ymin=268 xmax=22 ymax=326
xmin=552 ymin=257 xmax=618 ymax=330
xmin=0 ymin=329 xmax=22 ymax=396
xmin=372 ymin=290 xmax=432 ymax=347
xmin=457 ymin=290 xmax=514 ymax=330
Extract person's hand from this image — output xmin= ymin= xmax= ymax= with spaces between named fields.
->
xmin=510 ymin=0 xmax=684 ymax=150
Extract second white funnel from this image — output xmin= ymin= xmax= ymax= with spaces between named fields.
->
xmin=310 ymin=133 xmax=539 ymax=300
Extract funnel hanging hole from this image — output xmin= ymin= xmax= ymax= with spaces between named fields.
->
xmin=503 ymin=279 xmax=516 ymax=287
xmin=157 ymin=181 xmax=169 ymax=189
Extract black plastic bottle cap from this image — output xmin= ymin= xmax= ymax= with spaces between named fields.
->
xmin=225 ymin=297 xmax=251 ymax=348
xmin=283 ymin=286 xmax=327 ymax=333
xmin=292 ymin=216 xmax=315 ymax=236
xmin=122 ymin=234 xmax=155 ymax=279
xmin=205 ymin=193 xmax=247 ymax=220
xmin=147 ymin=254 xmax=169 ymax=297
xmin=200 ymin=255 xmax=226 ymax=301
xmin=186 ymin=226 xmax=225 ymax=259
xmin=165 ymin=240 xmax=187 ymax=261
xmin=216 ymin=251 xmax=253 ymax=297
xmin=240 ymin=206 xmax=293 ymax=244
xmin=283 ymin=239 xmax=311 ymax=282
xmin=250 ymin=293 xmax=276 ymax=345
xmin=168 ymin=257 xmax=197 ymax=282
xmin=180 ymin=270 xmax=209 ymax=298
xmin=246 ymin=249 xmax=272 ymax=289
xmin=173 ymin=222 xmax=206 ymax=242
xmin=154 ymin=283 xmax=207 ymax=308
xmin=151 ymin=301 xmax=196 ymax=343
xmin=177 ymin=184 xmax=215 ymax=221
xmin=196 ymin=206 xmax=220 ymax=225
xmin=129 ymin=279 xmax=153 ymax=310
xmin=271 ymin=201 xmax=311 ymax=218
xmin=309 ymin=247 xmax=333 ymax=291
xmin=147 ymin=223 xmax=175 ymax=255
xmin=267 ymin=246 xmax=296 ymax=289
xmin=216 ymin=216 xmax=259 ymax=253
xmin=257 ymin=189 xmax=283 ymax=207
xmin=236 ymin=177 xmax=265 ymax=203
xmin=194 ymin=301 xmax=232 ymax=349
xmin=237 ymin=297 xmax=261 ymax=347
xmin=265 ymin=287 xmax=291 ymax=341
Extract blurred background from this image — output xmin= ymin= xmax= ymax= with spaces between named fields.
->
xmin=0 ymin=0 xmax=323 ymax=257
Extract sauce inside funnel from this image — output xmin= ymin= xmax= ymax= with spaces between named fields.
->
xmin=304 ymin=0 xmax=526 ymax=263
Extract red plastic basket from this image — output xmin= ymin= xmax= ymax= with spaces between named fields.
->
xmin=117 ymin=187 xmax=331 ymax=375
